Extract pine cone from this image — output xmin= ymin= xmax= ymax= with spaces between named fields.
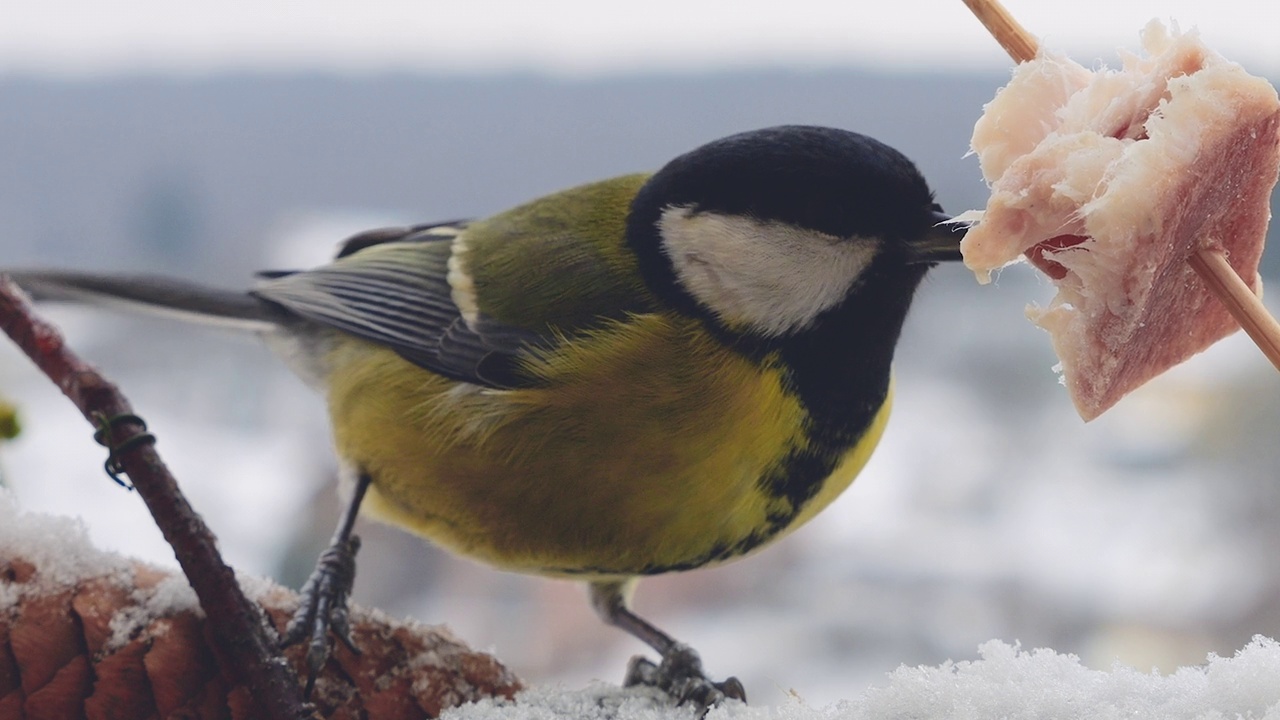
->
xmin=1 ymin=552 xmax=522 ymax=719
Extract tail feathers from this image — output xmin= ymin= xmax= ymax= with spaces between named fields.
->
xmin=4 ymin=270 xmax=288 ymax=331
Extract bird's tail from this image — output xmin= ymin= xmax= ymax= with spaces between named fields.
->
xmin=3 ymin=270 xmax=287 ymax=331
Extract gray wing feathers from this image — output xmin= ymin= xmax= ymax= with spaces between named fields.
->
xmin=252 ymin=241 xmax=540 ymax=387
xmin=253 ymin=243 xmax=459 ymax=358
xmin=8 ymin=226 xmax=547 ymax=388
xmin=4 ymin=270 xmax=284 ymax=330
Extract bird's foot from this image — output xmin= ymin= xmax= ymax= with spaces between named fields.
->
xmin=281 ymin=535 xmax=362 ymax=695
xmin=624 ymin=643 xmax=746 ymax=711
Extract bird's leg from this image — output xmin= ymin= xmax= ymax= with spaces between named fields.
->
xmin=282 ymin=472 xmax=370 ymax=696
xmin=589 ymin=580 xmax=746 ymax=709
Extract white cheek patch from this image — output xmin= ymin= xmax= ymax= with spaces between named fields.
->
xmin=658 ymin=206 xmax=879 ymax=337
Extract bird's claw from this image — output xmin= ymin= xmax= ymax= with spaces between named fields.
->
xmin=624 ymin=643 xmax=746 ymax=711
xmin=281 ymin=534 xmax=362 ymax=695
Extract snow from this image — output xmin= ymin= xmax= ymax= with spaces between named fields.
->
xmin=0 ymin=488 xmax=203 ymax=643
xmin=446 ymin=639 xmax=1280 ymax=720
xmin=104 ymin=571 xmax=203 ymax=652
xmin=0 ymin=487 xmax=134 ymax=606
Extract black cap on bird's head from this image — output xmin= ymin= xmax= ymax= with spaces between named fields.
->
xmin=626 ymin=125 xmax=965 ymax=341
xmin=633 ymin=125 xmax=957 ymax=251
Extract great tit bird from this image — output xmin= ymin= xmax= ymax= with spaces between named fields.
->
xmin=9 ymin=124 xmax=965 ymax=706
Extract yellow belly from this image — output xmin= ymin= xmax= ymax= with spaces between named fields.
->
xmin=323 ymin=313 xmax=890 ymax=579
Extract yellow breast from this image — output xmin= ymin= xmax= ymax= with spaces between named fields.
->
xmin=323 ymin=313 xmax=890 ymax=579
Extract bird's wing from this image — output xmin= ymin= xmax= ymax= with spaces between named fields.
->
xmin=252 ymin=176 xmax=655 ymax=389
xmin=254 ymin=222 xmax=534 ymax=388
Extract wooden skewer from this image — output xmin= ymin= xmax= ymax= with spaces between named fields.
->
xmin=961 ymin=0 xmax=1280 ymax=373
xmin=960 ymin=0 xmax=1039 ymax=67
xmin=1189 ymin=249 xmax=1280 ymax=370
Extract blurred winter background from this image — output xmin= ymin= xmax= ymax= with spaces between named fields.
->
xmin=2 ymin=0 xmax=1279 ymax=707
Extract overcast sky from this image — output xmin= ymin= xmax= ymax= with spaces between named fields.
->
xmin=2 ymin=1 xmax=1277 ymax=77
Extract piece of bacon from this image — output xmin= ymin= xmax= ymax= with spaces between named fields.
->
xmin=960 ymin=22 xmax=1280 ymax=421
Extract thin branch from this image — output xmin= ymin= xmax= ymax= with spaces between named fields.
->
xmin=0 ymin=275 xmax=313 ymax=720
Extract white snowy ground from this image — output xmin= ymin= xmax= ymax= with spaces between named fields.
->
xmin=447 ymin=636 xmax=1280 ymax=719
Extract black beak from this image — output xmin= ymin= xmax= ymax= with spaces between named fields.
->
xmin=908 ymin=208 xmax=967 ymax=264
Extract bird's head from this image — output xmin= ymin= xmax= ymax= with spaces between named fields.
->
xmin=626 ymin=125 xmax=965 ymax=344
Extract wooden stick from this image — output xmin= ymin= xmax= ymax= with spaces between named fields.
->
xmin=961 ymin=0 xmax=1038 ymax=63
xmin=1188 ymin=250 xmax=1280 ymax=370
xmin=961 ymin=0 xmax=1280 ymax=373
